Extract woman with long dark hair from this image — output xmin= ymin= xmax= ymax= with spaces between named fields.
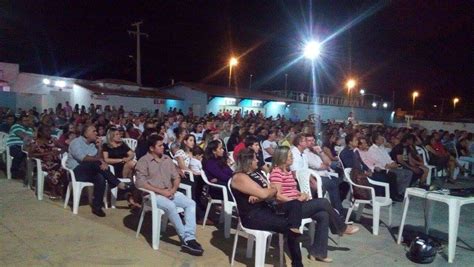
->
xmin=230 ymin=148 xmax=304 ymax=267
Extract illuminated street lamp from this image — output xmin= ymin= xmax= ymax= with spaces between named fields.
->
xmin=346 ymin=79 xmax=356 ymax=97
xmin=359 ymin=89 xmax=365 ymax=95
xmin=42 ymin=78 xmax=51 ymax=85
xmin=453 ymin=97 xmax=460 ymax=112
xmin=412 ymin=91 xmax=419 ymax=115
xmin=303 ymin=41 xmax=321 ymax=60
xmin=228 ymin=57 xmax=238 ymax=88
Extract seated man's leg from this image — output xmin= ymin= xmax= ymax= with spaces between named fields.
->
xmin=73 ymin=162 xmax=106 ymax=209
xmin=155 ymin=193 xmax=187 ymax=240
xmin=320 ymin=176 xmax=344 ymax=215
xmin=9 ymin=145 xmax=26 ymax=177
xmin=172 ymin=191 xmax=197 ymax=242
xmin=370 ymin=171 xmax=389 ymax=196
xmin=390 ymin=168 xmax=412 ymax=195
xmin=98 ymin=168 xmax=121 ymax=188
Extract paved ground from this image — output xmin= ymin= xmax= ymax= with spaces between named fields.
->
xmin=1 ymin=170 xmax=473 ymax=266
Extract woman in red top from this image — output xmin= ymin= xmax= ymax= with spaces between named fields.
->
xmin=269 ymin=146 xmax=359 ymax=263
xmin=425 ymin=135 xmax=457 ymax=182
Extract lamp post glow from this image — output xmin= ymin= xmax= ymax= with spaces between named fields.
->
xmin=346 ymin=79 xmax=356 ymax=96
xmin=412 ymin=91 xmax=419 ymax=115
xmin=453 ymin=97 xmax=460 ymax=112
xmin=303 ymin=41 xmax=321 ymax=60
xmin=228 ymin=57 xmax=238 ymax=88
xmin=359 ymin=89 xmax=365 ymax=95
xmin=42 ymin=78 xmax=51 ymax=85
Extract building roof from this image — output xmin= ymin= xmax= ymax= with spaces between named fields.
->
xmin=94 ymin=79 xmax=139 ymax=86
xmin=162 ymin=82 xmax=293 ymax=102
xmin=75 ymin=81 xmax=182 ymax=100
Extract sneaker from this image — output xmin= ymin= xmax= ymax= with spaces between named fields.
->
xmin=181 ymin=239 xmax=204 ymax=256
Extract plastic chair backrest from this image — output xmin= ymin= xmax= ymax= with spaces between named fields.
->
xmin=295 ymin=169 xmax=313 ymax=199
xmin=123 ymin=138 xmax=138 ymax=151
xmin=337 ymin=149 xmax=346 ymax=169
xmin=227 ymin=178 xmax=239 ymax=216
xmin=0 ymin=132 xmax=8 ymax=153
xmin=61 ymin=152 xmax=77 ymax=183
xmin=416 ymin=146 xmax=429 ymax=165
xmin=223 ymin=137 xmax=230 ymax=148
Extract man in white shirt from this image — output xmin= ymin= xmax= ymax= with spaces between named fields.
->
xmin=262 ymin=130 xmax=278 ymax=163
xmin=368 ymin=133 xmax=412 ymax=195
xmin=291 ymin=134 xmax=345 ymax=215
xmin=305 ymin=134 xmax=346 ymax=215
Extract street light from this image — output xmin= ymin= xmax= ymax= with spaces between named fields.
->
xmin=372 ymin=102 xmax=377 ymax=108
xmin=228 ymin=57 xmax=238 ymax=88
xmin=42 ymin=78 xmax=51 ymax=85
xmin=346 ymin=79 xmax=356 ymax=97
xmin=382 ymin=102 xmax=388 ymax=108
xmin=303 ymin=41 xmax=321 ymax=60
xmin=412 ymin=91 xmax=419 ymax=115
xmin=453 ymin=97 xmax=460 ymax=112
xmin=359 ymin=89 xmax=365 ymax=95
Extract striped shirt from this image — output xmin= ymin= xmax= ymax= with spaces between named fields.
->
xmin=269 ymin=167 xmax=300 ymax=200
xmin=6 ymin=123 xmax=34 ymax=146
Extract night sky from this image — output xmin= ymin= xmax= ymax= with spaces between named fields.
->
xmin=1 ymin=0 xmax=473 ymax=110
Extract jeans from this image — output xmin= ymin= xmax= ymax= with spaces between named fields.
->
xmin=317 ymin=175 xmax=345 ymax=215
xmin=9 ymin=145 xmax=26 ymax=176
xmin=155 ymin=191 xmax=197 ymax=242
xmin=243 ymin=200 xmax=303 ymax=267
xmin=73 ymin=161 xmax=121 ymax=209
xmin=301 ymin=198 xmax=347 ymax=258
xmin=389 ymin=168 xmax=412 ymax=195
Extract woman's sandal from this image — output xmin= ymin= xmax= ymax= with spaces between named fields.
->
xmin=343 ymin=225 xmax=360 ymax=235
xmin=308 ymin=255 xmax=333 ymax=263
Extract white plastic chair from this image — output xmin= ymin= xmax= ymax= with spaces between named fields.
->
xmin=136 ymin=186 xmax=184 ymax=250
xmin=172 ymin=157 xmax=195 ymax=183
xmin=107 ymin=165 xmax=132 ymax=209
xmin=416 ymin=146 xmax=436 ymax=185
xmin=223 ymin=136 xmax=230 ymax=151
xmin=228 ymin=179 xmax=284 ymax=267
xmin=122 ymin=138 xmax=138 ymax=151
xmin=0 ymin=132 xmax=8 ymax=166
xmin=201 ymin=170 xmax=236 ymax=238
xmin=343 ymin=168 xmax=392 ymax=235
xmin=5 ymin=145 xmax=13 ymax=180
xmin=32 ymin=157 xmax=48 ymax=200
xmin=62 ymin=153 xmax=106 ymax=214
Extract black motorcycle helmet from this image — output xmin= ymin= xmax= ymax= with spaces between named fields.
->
xmin=407 ymin=235 xmax=437 ymax=264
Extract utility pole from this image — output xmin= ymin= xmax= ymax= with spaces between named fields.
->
xmin=249 ymin=74 xmax=253 ymax=89
xmin=284 ymin=73 xmax=288 ymax=97
xmin=128 ymin=21 xmax=149 ymax=86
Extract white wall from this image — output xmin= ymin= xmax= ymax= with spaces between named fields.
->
xmin=392 ymin=120 xmax=474 ymax=132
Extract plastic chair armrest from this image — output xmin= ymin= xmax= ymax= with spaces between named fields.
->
xmin=367 ymin=178 xmax=390 ymax=197
xmin=178 ymin=183 xmax=192 ymax=198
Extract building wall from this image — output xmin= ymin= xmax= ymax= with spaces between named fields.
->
xmin=0 ymin=92 xmax=17 ymax=110
xmin=0 ymin=62 xmax=20 ymax=83
xmin=284 ymin=103 xmax=391 ymax=123
xmin=392 ymin=120 xmax=474 ymax=132
xmin=264 ymin=101 xmax=287 ymax=118
xmin=163 ymin=85 xmax=207 ymax=115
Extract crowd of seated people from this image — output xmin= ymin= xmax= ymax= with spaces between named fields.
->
xmin=1 ymin=104 xmax=473 ymax=262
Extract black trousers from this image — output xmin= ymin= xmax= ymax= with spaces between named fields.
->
xmin=372 ymin=170 xmax=399 ymax=197
xmin=73 ymin=161 xmax=121 ymax=209
xmin=9 ymin=145 xmax=26 ymax=177
xmin=243 ymin=200 xmax=303 ymax=267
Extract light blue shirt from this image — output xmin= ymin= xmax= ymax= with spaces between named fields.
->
xmin=67 ymin=136 xmax=98 ymax=170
